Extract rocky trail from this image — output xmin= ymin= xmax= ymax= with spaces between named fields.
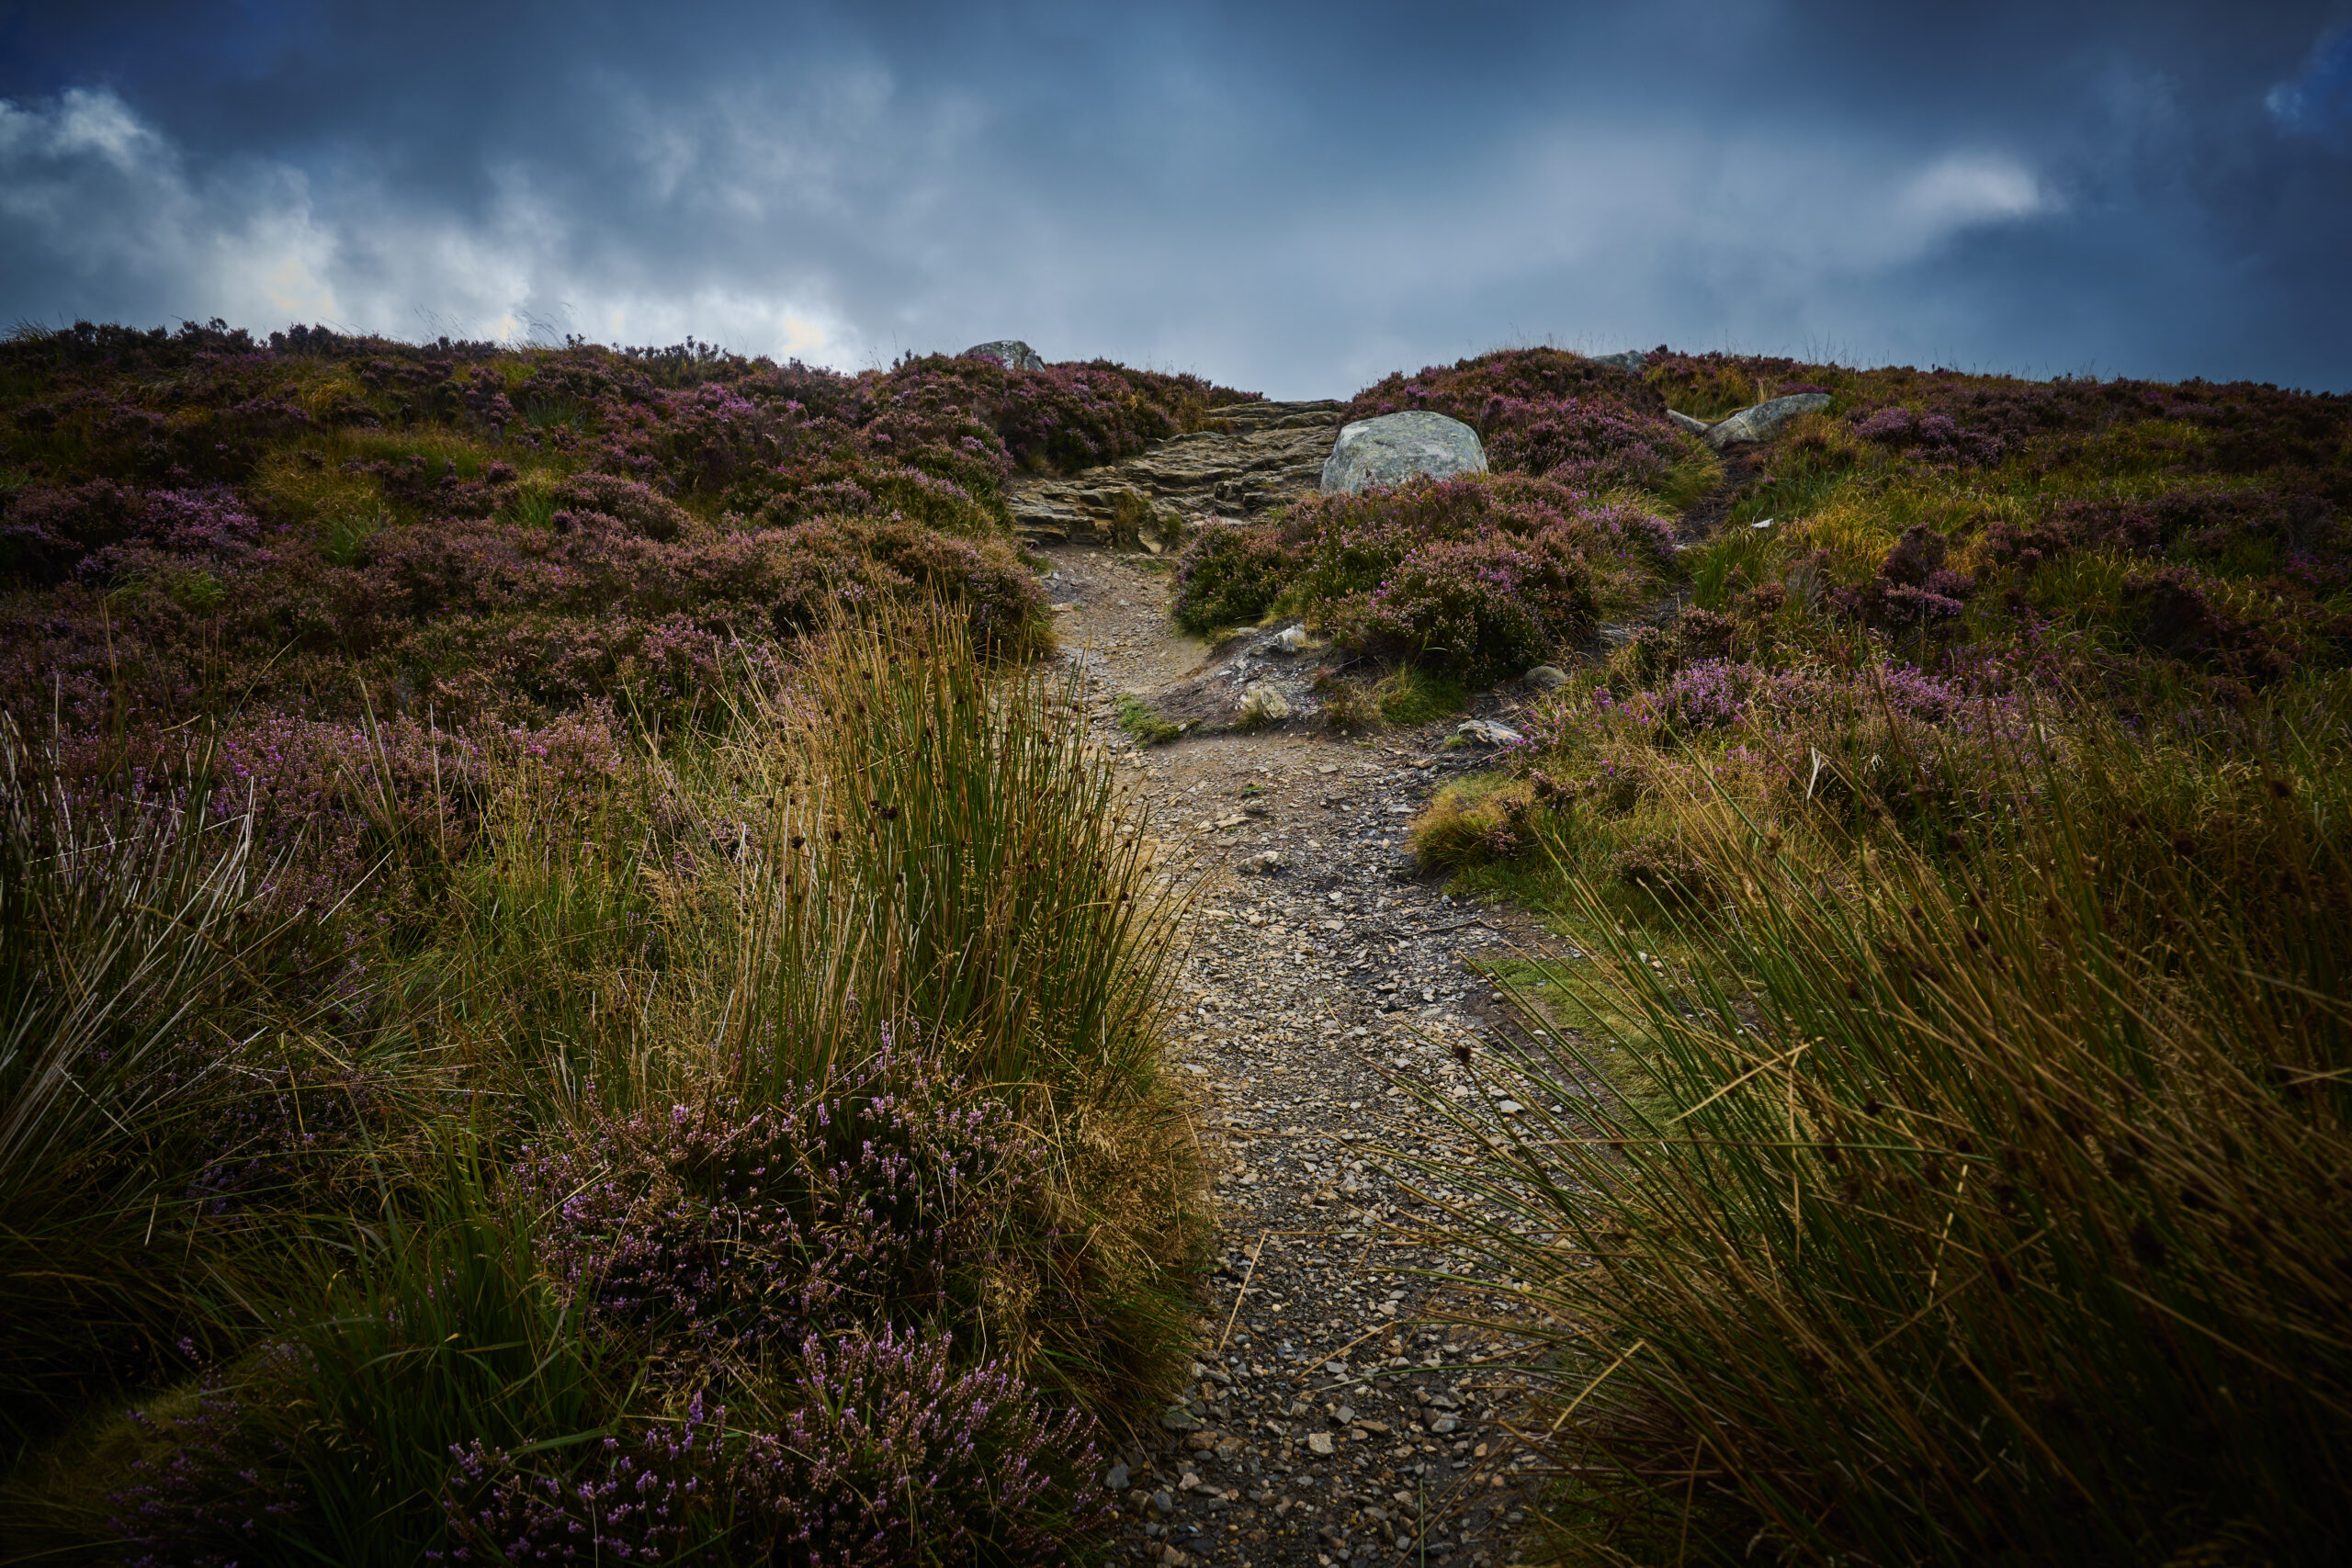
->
xmin=1010 ymin=400 xmax=1350 ymax=548
xmin=1019 ymin=423 xmax=1601 ymax=1568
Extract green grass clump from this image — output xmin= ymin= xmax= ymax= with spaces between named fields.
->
xmin=1116 ymin=694 xmax=1183 ymax=745
xmin=1419 ymin=691 xmax=2352 ymax=1564
xmin=1374 ymin=663 xmax=1468 ymax=725
xmin=0 ymin=604 xmax=1205 ymax=1563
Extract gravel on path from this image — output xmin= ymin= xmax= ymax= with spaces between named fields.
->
xmin=1041 ymin=545 xmax=1572 ymax=1568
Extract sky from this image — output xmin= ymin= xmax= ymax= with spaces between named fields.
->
xmin=2 ymin=1 xmax=2348 ymax=399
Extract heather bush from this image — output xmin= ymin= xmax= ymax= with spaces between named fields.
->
xmin=1170 ymin=472 xmax=1673 ymax=684
xmin=1170 ymin=522 xmax=1294 ymax=632
xmin=1343 ymin=347 xmax=1713 ymax=506
xmin=515 ymin=1052 xmax=1047 ymax=1356
xmin=1329 ymin=531 xmax=1596 ymax=681
xmin=444 ymin=1335 xmax=1101 ymax=1566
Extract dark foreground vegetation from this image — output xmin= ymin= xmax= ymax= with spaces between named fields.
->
xmin=0 ymin=321 xmax=1246 ymax=1562
xmin=5 ymin=319 xmax=2348 ymax=1564
xmin=1230 ymin=348 xmax=2346 ymax=1564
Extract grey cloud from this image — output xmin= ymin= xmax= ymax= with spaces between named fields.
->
xmin=2 ymin=2 xmax=2346 ymax=393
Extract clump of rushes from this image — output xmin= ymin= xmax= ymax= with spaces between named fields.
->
xmin=1417 ymin=696 xmax=2352 ymax=1564
xmin=0 ymin=602 xmax=1204 ymax=1564
xmin=1373 ymin=662 xmax=1468 ymax=726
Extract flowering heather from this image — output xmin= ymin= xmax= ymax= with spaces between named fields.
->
xmin=514 ymin=1051 xmax=1046 ymax=1355
xmin=442 ymin=1336 xmax=1102 ymax=1566
xmin=0 ymin=322 xmax=1248 ymax=741
xmin=1170 ymin=469 xmax=1672 ymax=671
xmin=1481 ymin=395 xmax=1690 ymax=492
xmin=1343 ymin=347 xmax=1699 ymax=501
xmin=107 ymin=1349 xmax=310 ymax=1568
xmin=1169 ymin=523 xmax=1293 ymax=632
xmin=1336 ymin=531 xmax=1596 ymax=682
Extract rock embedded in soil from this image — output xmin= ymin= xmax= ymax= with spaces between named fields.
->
xmin=1690 ymin=391 xmax=1833 ymax=449
xmin=961 ymin=338 xmax=1046 ymax=369
xmin=1319 ymin=411 xmax=1489 ymax=494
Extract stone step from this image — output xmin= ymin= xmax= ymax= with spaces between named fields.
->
xmin=1009 ymin=397 xmax=1347 ymax=544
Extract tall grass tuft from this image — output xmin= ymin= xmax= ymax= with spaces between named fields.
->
xmin=1427 ymin=703 xmax=2352 ymax=1563
xmin=0 ymin=725 xmax=310 ymax=1434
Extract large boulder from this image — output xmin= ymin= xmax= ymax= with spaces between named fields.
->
xmin=1679 ymin=392 xmax=1833 ymax=450
xmin=962 ymin=339 xmax=1046 ymax=371
xmin=1319 ymin=411 xmax=1488 ymax=494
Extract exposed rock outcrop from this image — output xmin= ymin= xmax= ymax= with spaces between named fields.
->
xmin=962 ymin=339 xmax=1047 ymax=370
xmin=1670 ymin=392 xmax=1833 ymax=449
xmin=1005 ymin=400 xmax=1348 ymax=546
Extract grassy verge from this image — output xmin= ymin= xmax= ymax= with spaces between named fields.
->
xmin=1408 ymin=680 xmax=2351 ymax=1563
xmin=0 ymin=604 xmax=1205 ymax=1564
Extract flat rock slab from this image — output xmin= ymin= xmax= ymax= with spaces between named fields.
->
xmin=1005 ymin=400 xmax=1347 ymax=544
xmin=1319 ymin=412 xmax=1488 ymax=494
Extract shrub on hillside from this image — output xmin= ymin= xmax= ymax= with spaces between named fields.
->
xmin=1170 ymin=524 xmax=1294 ymax=632
xmin=1343 ymin=347 xmax=1699 ymax=501
xmin=1329 ymin=531 xmax=1595 ymax=682
xmin=516 ymin=1052 xmax=1046 ymax=1354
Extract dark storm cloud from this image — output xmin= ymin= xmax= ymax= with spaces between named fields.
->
xmin=3 ymin=1 xmax=2346 ymax=393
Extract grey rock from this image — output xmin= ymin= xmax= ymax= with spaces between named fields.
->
xmin=1523 ymin=664 xmax=1569 ymax=691
xmin=1455 ymin=718 xmax=1522 ymax=746
xmin=1587 ymin=349 xmax=1649 ymax=372
xmin=1238 ymin=682 xmax=1292 ymax=724
xmin=1666 ymin=409 xmax=1713 ymax=436
xmin=1161 ymin=1405 xmax=1203 ymax=1431
xmin=961 ymin=339 xmax=1046 ymax=371
xmin=1106 ymin=1463 xmax=1131 ymax=1491
xmin=1268 ymin=624 xmax=1308 ymax=653
xmin=1696 ymin=392 xmax=1832 ymax=450
xmin=1319 ymin=412 xmax=1488 ymax=494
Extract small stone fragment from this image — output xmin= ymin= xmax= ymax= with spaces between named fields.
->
xmin=1306 ymin=1430 xmax=1336 ymax=1456
xmin=1239 ymin=682 xmax=1291 ymax=723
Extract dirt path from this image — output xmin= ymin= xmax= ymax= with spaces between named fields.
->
xmin=1014 ymin=400 xmax=1750 ymax=1566
xmin=1035 ymin=542 xmax=1570 ymax=1568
